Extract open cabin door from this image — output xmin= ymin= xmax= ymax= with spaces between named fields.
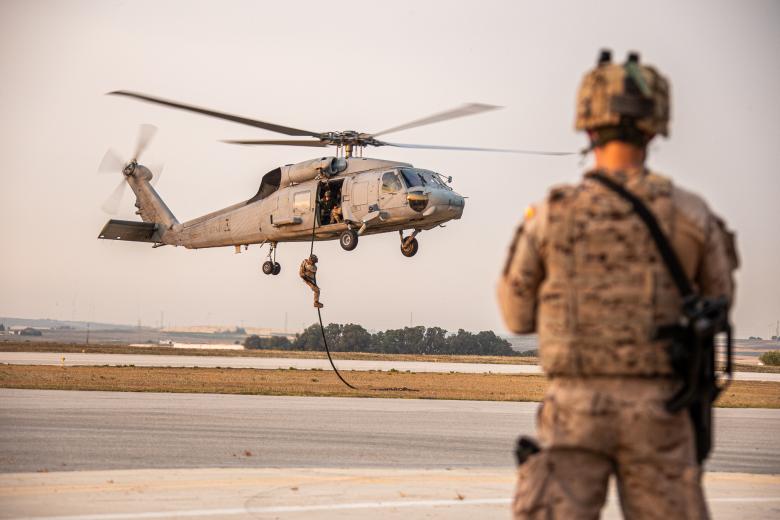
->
xmin=269 ymin=186 xmax=313 ymax=230
xmin=289 ymin=187 xmax=314 ymax=230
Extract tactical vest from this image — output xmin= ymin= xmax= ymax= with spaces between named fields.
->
xmin=537 ymin=171 xmax=682 ymax=377
xmin=299 ymin=260 xmax=316 ymax=280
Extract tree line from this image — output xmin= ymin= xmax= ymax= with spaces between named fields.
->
xmin=759 ymin=351 xmax=780 ymax=366
xmin=244 ymin=323 xmax=523 ymax=356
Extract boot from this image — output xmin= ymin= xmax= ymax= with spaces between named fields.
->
xmin=314 ymin=301 xmax=324 ymax=308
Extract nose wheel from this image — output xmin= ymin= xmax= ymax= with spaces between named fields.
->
xmin=400 ymin=230 xmax=420 ymax=257
xmin=262 ymin=242 xmax=281 ymax=275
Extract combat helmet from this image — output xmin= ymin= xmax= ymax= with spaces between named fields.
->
xmin=310 ymin=254 xmax=318 ymax=262
xmin=576 ymin=50 xmax=670 ymax=143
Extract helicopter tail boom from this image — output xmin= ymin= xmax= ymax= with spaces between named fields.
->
xmin=97 ymin=167 xmax=180 ymax=246
xmin=125 ymin=165 xmax=179 ymax=232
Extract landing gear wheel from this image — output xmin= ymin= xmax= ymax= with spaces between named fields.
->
xmin=339 ymin=229 xmax=358 ymax=251
xmin=272 ymin=262 xmax=281 ymax=275
xmin=401 ymin=238 xmax=419 ymax=257
xmin=262 ymin=261 xmax=275 ymax=275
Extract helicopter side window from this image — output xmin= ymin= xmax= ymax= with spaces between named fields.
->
xmin=400 ymin=168 xmax=425 ymax=188
xmin=381 ymin=171 xmax=402 ymax=193
xmin=293 ymin=191 xmax=310 ymax=213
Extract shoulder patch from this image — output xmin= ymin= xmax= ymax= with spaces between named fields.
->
xmin=524 ymin=205 xmax=536 ymax=220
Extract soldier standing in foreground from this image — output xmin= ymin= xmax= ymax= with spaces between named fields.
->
xmin=498 ymin=50 xmax=738 ymax=519
xmin=300 ymin=254 xmax=324 ymax=308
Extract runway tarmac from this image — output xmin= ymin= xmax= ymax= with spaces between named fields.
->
xmin=3 ymin=351 xmax=778 ymax=381
xmin=1 ymin=389 xmax=778 ymax=474
xmin=2 ymin=468 xmax=779 ymax=520
xmin=1 ymin=390 xmax=778 ymax=519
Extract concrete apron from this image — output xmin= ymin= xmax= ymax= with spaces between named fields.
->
xmin=1 ymin=468 xmax=778 ymax=520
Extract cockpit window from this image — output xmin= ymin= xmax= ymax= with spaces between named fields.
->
xmin=381 ymin=171 xmax=403 ymax=193
xmin=418 ymin=170 xmax=441 ymax=187
xmin=400 ymin=168 xmax=426 ymax=188
xmin=419 ymin=169 xmax=451 ymax=189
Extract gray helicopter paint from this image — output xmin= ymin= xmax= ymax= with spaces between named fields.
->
xmin=99 ymin=156 xmax=465 ymax=253
xmin=98 ymin=92 xmax=570 ymax=257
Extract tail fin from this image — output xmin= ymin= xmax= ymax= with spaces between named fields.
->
xmin=127 ymin=164 xmax=178 ymax=231
xmin=97 ymin=163 xmax=179 ymax=245
xmin=98 ymin=220 xmax=160 ymax=243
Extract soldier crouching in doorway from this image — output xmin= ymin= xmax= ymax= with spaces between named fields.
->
xmin=498 ymin=50 xmax=738 ymax=519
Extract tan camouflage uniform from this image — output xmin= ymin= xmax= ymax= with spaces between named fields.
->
xmin=498 ymin=52 xmax=738 ymax=520
xmin=330 ymin=204 xmax=343 ymax=224
xmin=299 ymin=257 xmax=323 ymax=308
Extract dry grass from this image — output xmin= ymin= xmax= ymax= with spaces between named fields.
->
xmin=714 ymin=381 xmax=780 ymax=408
xmin=732 ymin=363 xmax=780 ymax=374
xmin=0 ymin=341 xmax=538 ymax=365
xmin=0 ymin=365 xmax=776 ymax=408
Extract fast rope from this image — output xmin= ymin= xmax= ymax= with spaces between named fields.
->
xmin=309 ymin=194 xmax=356 ymax=390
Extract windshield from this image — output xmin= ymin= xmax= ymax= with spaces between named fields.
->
xmin=400 ymin=168 xmax=426 ymax=188
xmin=402 ymin=168 xmax=450 ymax=189
xmin=419 ymin=170 xmax=448 ymax=188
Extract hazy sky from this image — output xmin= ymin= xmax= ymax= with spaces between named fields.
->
xmin=1 ymin=0 xmax=778 ymax=337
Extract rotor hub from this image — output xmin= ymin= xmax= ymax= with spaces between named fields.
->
xmin=319 ymin=131 xmax=382 ymax=149
xmin=123 ymin=160 xmax=138 ymax=176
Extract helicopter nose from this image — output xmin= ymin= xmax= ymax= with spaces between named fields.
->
xmin=419 ymin=190 xmax=464 ymax=219
xmin=448 ymin=192 xmax=465 ymax=217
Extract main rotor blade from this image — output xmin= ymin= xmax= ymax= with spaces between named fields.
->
xmin=133 ymin=124 xmax=157 ymax=161
xmin=222 ymin=139 xmax=328 ymax=147
xmin=371 ymin=103 xmax=501 ymax=138
xmin=109 ymin=91 xmax=321 ymax=138
xmin=101 ymin=178 xmax=128 ymax=215
xmin=98 ymin=148 xmax=126 ymax=174
xmin=378 ymin=141 xmax=576 ymax=156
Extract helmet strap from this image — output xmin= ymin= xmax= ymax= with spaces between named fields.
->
xmin=589 ymin=122 xmax=651 ymax=149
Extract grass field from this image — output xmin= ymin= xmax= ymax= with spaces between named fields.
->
xmin=1 ymin=365 xmax=777 ymax=408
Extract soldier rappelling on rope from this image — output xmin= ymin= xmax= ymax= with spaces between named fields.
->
xmin=299 ymin=254 xmax=324 ymax=308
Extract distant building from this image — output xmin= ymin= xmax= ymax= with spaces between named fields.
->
xmin=19 ymin=327 xmax=42 ymax=336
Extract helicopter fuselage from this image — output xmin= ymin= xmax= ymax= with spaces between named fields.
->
xmin=177 ymin=157 xmax=464 ymax=249
xmin=99 ymin=157 xmax=465 ymax=261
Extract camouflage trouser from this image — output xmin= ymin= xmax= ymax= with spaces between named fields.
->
xmin=303 ymin=278 xmax=320 ymax=304
xmin=513 ymin=378 xmax=709 ymax=520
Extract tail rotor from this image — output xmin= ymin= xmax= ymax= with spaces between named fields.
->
xmin=97 ymin=124 xmax=162 ymax=215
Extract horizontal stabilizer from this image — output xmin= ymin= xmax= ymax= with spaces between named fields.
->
xmin=98 ymin=220 xmax=160 ymax=243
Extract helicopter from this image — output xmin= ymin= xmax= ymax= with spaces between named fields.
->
xmin=97 ymin=91 xmax=570 ymax=275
